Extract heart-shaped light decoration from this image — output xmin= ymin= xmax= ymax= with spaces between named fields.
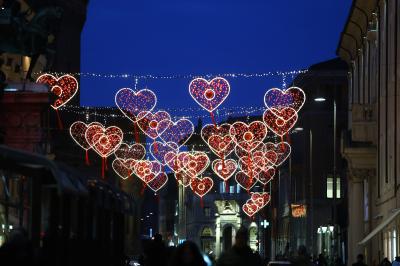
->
xmin=234 ymin=142 xmax=263 ymax=158
xmin=242 ymin=199 xmax=260 ymax=217
xmin=175 ymin=170 xmax=192 ymax=187
xmin=189 ymin=77 xmax=230 ymax=112
xmin=263 ymin=107 xmax=298 ymax=136
xmin=114 ymin=143 xmax=145 ymax=162
xmin=235 ymin=171 xmax=257 ymax=190
xmin=36 ymin=74 xmax=78 ymax=109
xmin=85 ymin=124 xmax=123 ymax=158
xmin=150 ymin=141 xmax=179 ymax=165
xmin=137 ymin=110 xmax=171 ymax=139
xmin=115 ymin=88 xmax=157 ymax=122
xmin=70 ymin=121 xmax=101 ymax=150
xmin=157 ymin=119 xmax=194 ymax=148
xmin=230 ymin=121 xmax=267 ymax=152
xmin=112 ymin=158 xmax=134 ymax=180
xmin=251 ymin=192 xmax=271 ymax=209
xmin=238 ymin=155 xmax=264 ymax=177
xmin=147 ymin=173 xmax=168 ymax=192
xmin=264 ymin=142 xmax=291 ymax=166
xmin=133 ymin=160 xmax=161 ymax=183
xmin=212 ymin=159 xmax=237 ymax=181
xmin=183 ymin=152 xmax=210 ymax=177
xmin=256 ymin=167 xmax=275 ymax=185
xmin=264 ymin=87 xmax=306 ymax=112
xmin=190 ymin=177 xmax=214 ymax=198
xmin=201 ymin=123 xmax=235 ymax=158
xmin=165 ymin=152 xmax=189 ymax=173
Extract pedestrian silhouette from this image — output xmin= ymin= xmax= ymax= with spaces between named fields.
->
xmin=353 ymin=254 xmax=367 ymax=266
xmin=142 ymin=233 xmax=167 ymax=266
xmin=290 ymin=245 xmax=312 ymax=266
xmin=217 ymin=226 xmax=262 ymax=266
xmin=169 ymin=240 xmax=207 ymax=266
xmin=392 ymin=257 xmax=400 ymax=266
xmin=380 ymin=258 xmax=391 ymax=266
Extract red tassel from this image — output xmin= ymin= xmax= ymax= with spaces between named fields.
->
xmin=55 ymin=109 xmax=63 ymax=130
xmin=141 ymin=182 xmax=146 ymax=195
xmin=134 ymin=123 xmax=140 ymax=143
xmin=85 ymin=150 xmax=90 ymax=166
xmin=210 ymin=112 xmax=217 ymax=126
xmin=224 ymin=181 xmax=228 ymax=193
xmin=101 ymin=157 xmax=105 ymax=178
xmin=200 ymin=197 xmax=204 ymax=208
xmin=105 ymin=157 xmax=108 ymax=170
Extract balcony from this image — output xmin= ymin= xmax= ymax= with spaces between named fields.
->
xmin=351 ymin=104 xmax=377 ymax=144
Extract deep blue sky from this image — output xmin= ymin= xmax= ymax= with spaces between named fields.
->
xmin=81 ymin=0 xmax=351 ymax=121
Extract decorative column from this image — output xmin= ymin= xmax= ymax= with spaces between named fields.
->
xmin=215 ymin=215 xmax=221 ymax=258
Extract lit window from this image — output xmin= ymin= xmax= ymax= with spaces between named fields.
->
xmin=219 ymin=182 xmax=225 ymax=193
xmin=204 ymin=207 xmax=211 ymax=217
xmin=236 ymin=184 xmax=240 ymax=193
xmin=229 ymin=185 xmax=234 ymax=194
xmin=327 ymin=177 xmax=333 ymax=198
xmin=327 ymin=175 xmax=341 ymax=199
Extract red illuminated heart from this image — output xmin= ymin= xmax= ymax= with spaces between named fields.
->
xmin=112 ymin=158 xmax=134 ymax=180
xmin=147 ymin=173 xmax=168 ymax=192
xmin=70 ymin=121 xmax=101 ymax=150
xmin=165 ymin=152 xmax=189 ymax=173
xmin=251 ymin=192 xmax=271 ymax=209
xmin=190 ymin=177 xmax=214 ymax=197
xmin=263 ymin=107 xmax=298 ymax=136
xmin=114 ymin=143 xmax=145 ymax=161
xmin=133 ymin=160 xmax=161 ymax=183
xmin=201 ymin=123 xmax=235 ymax=158
xmin=256 ymin=167 xmax=275 ymax=185
xmin=85 ymin=124 xmax=123 ymax=158
xmin=264 ymin=142 xmax=291 ymax=166
xmin=36 ymin=74 xmax=78 ymax=109
xmin=212 ymin=159 xmax=237 ymax=181
xmin=189 ymin=77 xmax=230 ymax=112
xmin=183 ymin=152 xmax=210 ymax=177
xmin=234 ymin=142 xmax=263 ymax=158
xmin=137 ymin=111 xmax=171 ymax=139
xmin=238 ymin=155 xmax=264 ymax=177
xmin=230 ymin=121 xmax=267 ymax=152
xmin=264 ymin=87 xmax=306 ymax=112
xmin=175 ymin=170 xmax=192 ymax=187
xmin=235 ymin=171 xmax=257 ymax=190
xmin=115 ymin=88 xmax=157 ymax=122
xmin=242 ymin=199 xmax=260 ymax=217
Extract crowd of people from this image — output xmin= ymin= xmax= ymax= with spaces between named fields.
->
xmin=2 ymin=226 xmax=399 ymax=266
xmin=138 ymin=227 xmax=263 ymax=266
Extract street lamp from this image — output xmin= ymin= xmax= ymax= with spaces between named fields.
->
xmin=314 ymin=97 xmax=326 ymax=102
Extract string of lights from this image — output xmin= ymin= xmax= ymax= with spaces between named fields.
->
xmin=32 ymin=69 xmax=307 ymax=80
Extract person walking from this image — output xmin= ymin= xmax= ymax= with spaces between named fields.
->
xmin=353 ymin=254 xmax=367 ymax=266
xmin=216 ymin=226 xmax=262 ymax=266
xmin=392 ymin=257 xmax=400 ymax=266
xmin=168 ymin=240 xmax=207 ymax=266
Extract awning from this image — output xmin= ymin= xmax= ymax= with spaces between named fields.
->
xmin=359 ymin=208 xmax=400 ymax=245
xmin=0 ymin=145 xmax=77 ymax=195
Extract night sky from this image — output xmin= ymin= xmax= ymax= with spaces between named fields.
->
xmin=80 ymin=0 xmax=351 ymax=122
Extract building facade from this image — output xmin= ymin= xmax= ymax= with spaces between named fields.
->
xmin=337 ymin=1 xmax=400 ymax=265
xmin=272 ymin=58 xmax=349 ymax=261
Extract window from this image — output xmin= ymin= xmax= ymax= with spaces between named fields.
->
xmin=327 ymin=175 xmax=341 ymax=199
xmin=219 ymin=182 xmax=225 ymax=193
xmin=236 ymin=184 xmax=241 ymax=193
xmin=327 ymin=177 xmax=333 ymax=198
xmin=229 ymin=185 xmax=234 ymax=194
xmin=392 ymin=230 xmax=397 ymax=261
xmin=204 ymin=207 xmax=211 ymax=217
